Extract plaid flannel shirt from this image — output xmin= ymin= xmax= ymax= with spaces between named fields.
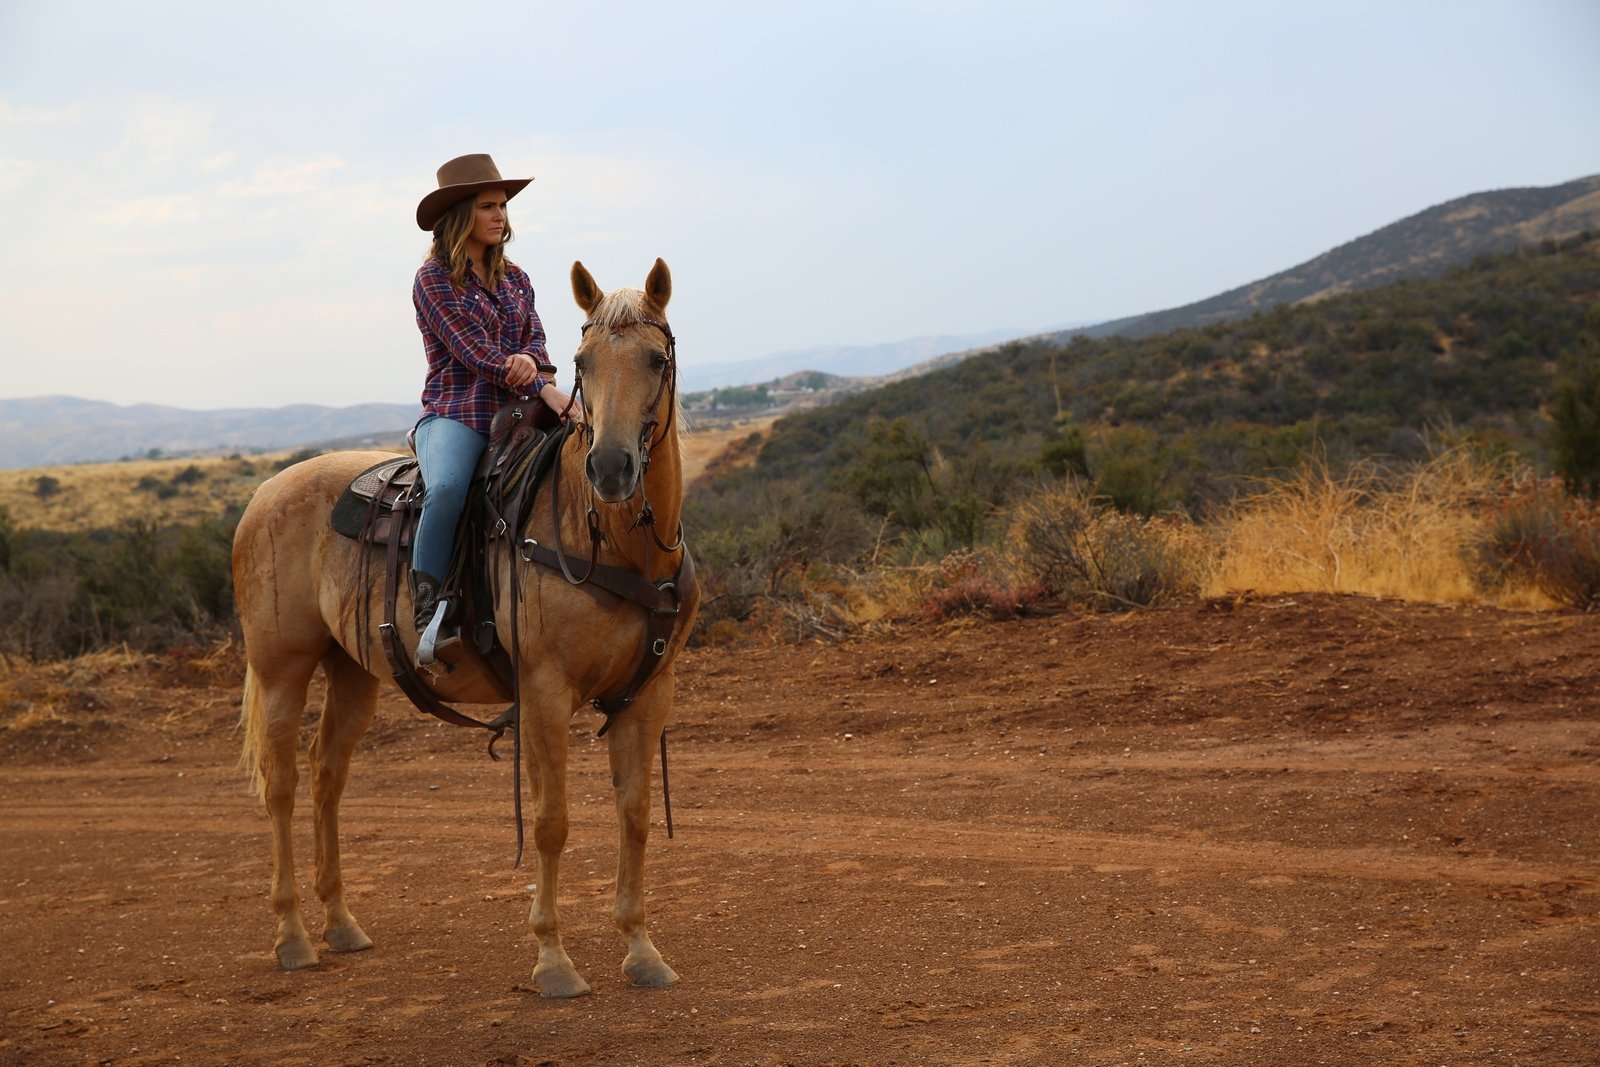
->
xmin=413 ymin=257 xmax=550 ymax=433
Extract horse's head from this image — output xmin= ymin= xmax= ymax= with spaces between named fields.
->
xmin=569 ymin=258 xmax=676 ymax=503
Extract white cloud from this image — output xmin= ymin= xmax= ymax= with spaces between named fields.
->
xmin=200 ymin=152 xmax=240 ymax=172
xmin=0 ymin=95 xmax=92 ymax=126
xmin=220 ymin=157 xmax=348 ymax=198
xmin=87 ymin=193 xmax=203 ymax=229
xmin=117 ymin=97 xmax=216 ymax=164
xmin=0 ymin=157 xmax=31 ymax=194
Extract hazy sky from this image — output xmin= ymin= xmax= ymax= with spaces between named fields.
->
xmin=1 ymin=1 xmax=1597 ymax=410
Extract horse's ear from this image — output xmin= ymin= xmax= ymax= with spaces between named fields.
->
xmin=571 ymin=261 xmax=604 ymax=316
xmin=645 ymin=258 xmax=671 ymax=313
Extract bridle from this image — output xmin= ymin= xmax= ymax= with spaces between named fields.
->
xmin=541 ymin=314 xmax=685 ymax=587
xmin=573 ymin=314 xmax=678 ymax=467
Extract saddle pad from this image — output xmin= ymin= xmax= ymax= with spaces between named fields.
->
xmin=330 ymin=456 xmax=420 ymax=540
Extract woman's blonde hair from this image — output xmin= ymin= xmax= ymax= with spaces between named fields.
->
xmin=427 ymin=192 xmax=514 ymax=289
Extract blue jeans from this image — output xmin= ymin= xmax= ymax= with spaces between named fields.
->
xmin=412 ymin=414 xmax=487 ymax=582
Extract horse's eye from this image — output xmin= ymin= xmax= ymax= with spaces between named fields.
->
xmin=650 ymin=351 xmax=669 ymax=372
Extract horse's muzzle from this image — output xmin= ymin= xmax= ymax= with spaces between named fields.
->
xmin=586 ymin=444 xmax=640 ymax=502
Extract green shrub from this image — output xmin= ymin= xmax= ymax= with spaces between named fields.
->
xmin=1040 ymin=418 xmax=1088 ymax=479
xmin=684 ymin=474 xmax=874 ymax=638
xmin=1010 ymin=481 xmax=1209 ymax=609
xmin=1089 ymin=426 xmax=1183 ymax=516
xmin=1478 ymin=479 xmax=1600 ymax=609
xmin=136 ymin=475 xmax=180 ymax=499
xmin=0 ymin=514 xmax=240 ymax=660
xmin=1551 ymin=327 xmax=1600 ymax=497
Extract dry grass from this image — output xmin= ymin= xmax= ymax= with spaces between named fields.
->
xmin=0 ymin=449 xmax=368 ymax=531
xmin=0 ymin=639 xmax=248 ymax=761
xmin=680 ymin=416 xmax=776 ymax=487
xmin=0 ymin=645 xmax=154 ymax=731
xmin=1209 ymin=451 xmax=1558 ymax=609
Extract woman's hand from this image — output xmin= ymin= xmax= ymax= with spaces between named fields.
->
xmin=538 ymin=382 xmax=582 ymax=423
xmin=504 ymin=353 xmax=540 ymax=390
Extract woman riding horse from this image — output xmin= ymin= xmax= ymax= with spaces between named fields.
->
xmin=410 ymin=154 xmax=577 ymax=651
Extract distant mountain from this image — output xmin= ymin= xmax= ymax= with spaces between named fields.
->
xmin=1071 ymin=173 xmax=1600 ymax=341
xmin=0 ymin=396 xmax=419 ymax=469
xmin=678 ymin=327 xmax=1066 ymax=393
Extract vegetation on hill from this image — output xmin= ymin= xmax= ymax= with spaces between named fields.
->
xmin=0 ymin=448 xmax=336 ymax=532
xmin=685 ymin=234 xmax=1600 ymax=638
xmin=0 ymin=450 xmax=338 ymax=659
xmin=712 ymin=233 xmax=1599 ymax=519
xmin=0 ymin=507 xmax=239 ymax=660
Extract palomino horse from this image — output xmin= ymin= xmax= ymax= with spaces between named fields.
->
xmin=233 ymin=259 xmax=697 ymax=997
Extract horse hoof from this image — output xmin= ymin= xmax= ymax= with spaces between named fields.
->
xmin=533 ymin=967 xmax=592 ymax=999
xmin=325 ymin=923 xmax=374 ymax=953
xmin=624 ymin=957 xmax=679 ymax=988
xmin=276 ymin=939 xmax=320 ymax=971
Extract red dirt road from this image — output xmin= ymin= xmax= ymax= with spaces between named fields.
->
xmin=2 ymin=594 xmax=1598 ymax=1066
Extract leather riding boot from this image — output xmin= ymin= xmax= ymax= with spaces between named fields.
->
xmin=411 ymin=571 xmax=441 ymax=632
xmin=411 ymin=571 xmax=460 ymax=667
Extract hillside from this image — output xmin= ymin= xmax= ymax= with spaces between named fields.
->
xmin=0 ymin=449 xmax=344 ymax=533
xmin=1075 ymin=173 xmax=1600 ymax=340
xmin=0 ymin=397 xmax=419 ymax=470
xmin=775 ymin=175 xmax=1600 ymax=399
xmin=700 ymin=233 xmax=1600 ymax=518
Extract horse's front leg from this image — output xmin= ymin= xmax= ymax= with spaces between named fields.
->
xmin=607 ymin=680 xmax=678 ymax=988
xmin=524 ymin=700 xmax=590 ymax=998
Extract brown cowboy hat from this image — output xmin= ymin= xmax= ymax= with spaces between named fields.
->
xmin=415 ymin=153 xmax=533 ymax=231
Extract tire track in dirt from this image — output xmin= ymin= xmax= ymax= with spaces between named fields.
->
xmin=7 ymin=755 xmax=1596 ymax=896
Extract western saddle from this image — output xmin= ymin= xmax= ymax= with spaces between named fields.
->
xmin=329 ymin=400 xmax=694 ymax=746
xmin=330 ymin=400 xmax=564 ymax=738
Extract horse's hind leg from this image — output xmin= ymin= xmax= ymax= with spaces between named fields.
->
xmin=607 ymin=685 xmax=678 ymax=988
xmin=244 ymin=653 xmax=322 ymax=970
xmin=310 ymin=645 xmax=380 ymax=954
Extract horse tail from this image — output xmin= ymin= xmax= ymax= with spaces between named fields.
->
xmin=238 ymin=663 xmax=267 ymax=800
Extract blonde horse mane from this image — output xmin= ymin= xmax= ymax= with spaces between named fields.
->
xmin=586 ymin=286 xmax=654 ymax=331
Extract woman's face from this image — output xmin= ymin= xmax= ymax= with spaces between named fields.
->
xmin=469 ymin=189 xmax=509 ymax=250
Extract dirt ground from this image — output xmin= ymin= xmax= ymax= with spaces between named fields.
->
xmin=2 ymin=594 xmax=1598 ymax=1066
